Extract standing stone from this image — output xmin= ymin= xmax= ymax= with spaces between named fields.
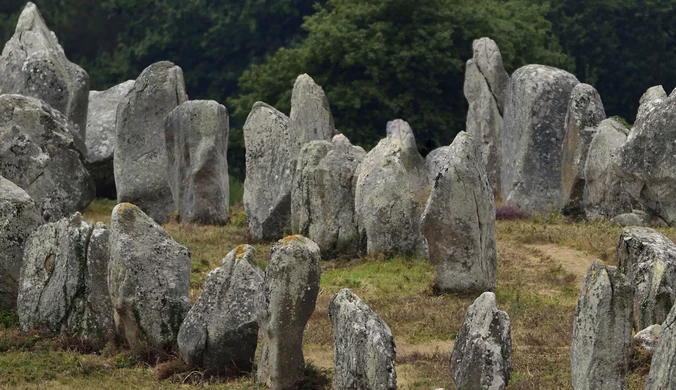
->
xmin=646 ymin=304 xmax=676 ymax=389
xmin=583 ymin=118 xmax=633 ymax=220
xmin=354 ymin=119 xmax=429 ymax=256
xmin=464 ymin=38 xmax=509 ymax=199
xmin=560 ymin=84 xmax=606 ymax=217
xmin=614 ymin=95 xmax=676 ymax=226
xmin=291 ymin=135 xmax=365 ymax=256
xmin=0 ymin=94 xmax=95 ymax=222
xmin=611 ymin=210 xmax=668 ymax=228
xmin=421 ymin=132 xmax=496 ymax=293
xmin=108 ymin=203 xmax=191 ymax=351
xmin=450 ymin=292 xmax=511 ymax=390
xmin=636 ymin=85 xmax=667 ymax=123
xmin=165 ymin=100 xmax=229 ymax=225
xmin=329 ymin=288 xmax=396 ymax=390
xmin=571 ymin=261 xmax=633 ymax=390
xmin=18 ymin=213 xmax=113 ymax=348
xmin=290 ymin=74 xmax=335 ymax=143
xmin=83 ymin=222 xmax=115 ymax=349
xmin=616 ymin=227 xmax=676 ymax=330
xmin=257 ymin=235 xmax=321 ymax=390
xmin=243 ymin=102 xmax=292 ymax=241
xmin=114 ymin=61 xmax=188 ymax=224
xmin=0 ymin=2 xmax=89 ymax=144
xmin=634 ymin=324 xmax=661 ymax=356
xmin=85 ymin=80 xmax=135 ymax=198
xmin=0 ymin=176 xmax=43 ymax=309
xmin=425 ymin=146 xmax=451 ymax=183
xmin=501 ymin=65 xmax=579 ymax=213
xmin=178 ymin=245 xmax=264 ymax=374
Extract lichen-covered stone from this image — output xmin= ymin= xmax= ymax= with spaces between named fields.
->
xmin=0 ymin=176 xmax=43 ymax=309
xmin=611 ymin=210 xmax=668 ymax=228
xmin=18 ymin=213 xmax=113 ymax=348
xmin=0 ymin=94 xmax=95 ymax=222
xmin=257 ymin=235 xmax=321 ymax=390
xmin=634 ymin=324 xmax=661 ymax=356
xmin=85 ymin=80 xmax=135 ymax=198
xmin=178 ymin=245 xmax=264 ymax=374
xmin=114 ymin=62 xmax=188 ymax=224
xmin=329 ymin=288 xmax=396 ymax=390
xmin=425 ymin=146 xmax=451 ymax=183
xmin=560 ymin=84 xmax=606 ymax=217
xmin=289 ymin=74 xmax=335 ymax=144
xmin=636 ymin=85 xmax=667 ymax=123
xmin=108 ymin=203 xmax=191 ymax=351
xmin=616 ymin=227 xmax=676 ymax=330
xmin=291 ymin=136 xmax=365 ymax=256
xmin=571 ymin=261 xmax=633 ymax=390
xmin=421 ymin=132 xmax=496 ymax=293
xmin=645 ymin=304 xmax=676 ymax=389
xmin=0 ymin=2 xmax=89 ymax=144
xmin=165 ymin=100 xmax=229 ymax=225
xmin=450 ymin=292 xmax=511 ymax=390
xmin=354 ymin=119 xmax=429 ymax=255
xmin=501 ymin=65 xmax=579 ymax=213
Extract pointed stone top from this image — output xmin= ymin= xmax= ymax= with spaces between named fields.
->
xmin=15 ymin=2 xmax=48 ymax=34
xmin=386 ymin=119 xmax=418 ymax=152
xmin=640 ymin=85 xmax=667 ymax=105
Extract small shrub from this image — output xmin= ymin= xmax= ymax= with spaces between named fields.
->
xmin=496 ymin=205 xmax=531 ymax=220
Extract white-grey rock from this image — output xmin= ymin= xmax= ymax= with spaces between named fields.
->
xmin=165 ymin=100 xmax=229 ymax=225
xmin=84 ymin=222 xmax=114 ymax=349
xmin=636 ymin=85 xmax=667 ymax=123
xmin=114 ymin=62 xmax=188 ymax=224
xmin=291 ymin=136 xmax=365 ymax=256
xmin=243 ymin=102 xmax=293 ymax=241
xmin=0 ymin=2 xmax=89 ymax=145
xmin=421 ymin=132 xmax=496 ymax=293
xmin=560 ymin=83 xmax=606 ymax=217
xmin=425 ymin=146 xmax=451 ymax=183
xmin=0 ymin=176 xmax=43 ymax=309
xmin=0 ymin=94 xmax=95 ymax=222
xmin=450 ymin=292 xmax=511 ymax=390
xmin=108 ymin=203 xmax=191 ymax=351
xmin=616 ymin=227 xmax=676 ymax=331
xmin=645 ymin=304 xmax=676 ymax=389
xmin=290 ymin=74 xmax=335 ymax=143
xmin=611 ymin=210 xmax=668 ymax=228
xmin=583 ymin=118 xmax=633 ymax=220
xmin=354 ymin=119 xmax=429 ymax=256
xmin=329 ymin=288 xmax=396 ymax=390
xmin=501 ymin=65 xmax=579 ymax=213
xmin=177 ymin=245 xmax=264 ymax=374
xmin=85 ymin=80 xmax=135 ymax=198
xmin=634 ymin=324 xmax=661 ymax=356
xmin=614 ymin=95 xmax=676 ymax=226
xmin=571 ymin=261 xmax=633 ymax=390
xmin=464 ymin=38 xmax=509 ymax=199
xmin=257 ymin=235 xmax=321 ymax=390
xmin=18 ymin=213 xmax=113 ymax=349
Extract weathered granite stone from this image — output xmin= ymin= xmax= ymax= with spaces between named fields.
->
xmin=611 ymin=210 xmax=668 ymax=228
xmin=0 ymin=176 xmax=43 ymax=309
xmin=645 ymin=304 xmax=676 ymax=389
xmin=614 ymin=95 xmax=676 ymax=226
xmin=108 ymin=203 xmax=191 ymax=351
xmin=329 ymin=288 xmax=397 ymax=390
xmin=634 ymin=324 xmax=661 ymax=356
xmin=583 ymin=118 xmax=633 ymax=220
xmin=560 ymin=83 xmax=606 ymax=217
xmin=421 ymin=132 xmax=496 ymax=293
xmin=85 ymin=80 xmax=135 ymax=198
xmin=0 ymin=2 xmax=89 ymax=144
xmin=571 ymin=261 xmax=633 ymax=390
xmin=165 ymin=100 xmax=229 ymax=225
xmin=450 ymin=292 xmax=511 ymax=390
xmin=18 ymin=213 xmax=113 ymax=348
xmin=83 ymin=222 xmax=114 ymax=349
xmin=425 ymin=146 xmax=451 ymax=183
xmin=354 ymin=119 xmax=429 ymax=255
xmin=471 ymin=37 xmax=510 ymax=112
xmin=636 ymin=85 xmax=667 ymax=123
xmin=0 ymin=94 xmax=95 ymax=222
xmin=114 ymin=61 xmax=188 ymax=224
xmin=616 ymin=227 xmax=676 ymax=330
xmin=501 ymin=65 xmax=579 ymax=213
xmin=178 ymin=245 xmax=264 ymax=374
xmin=290 ymin=74 xmax=335 ymax=144
xmin=257 ymin=235 xmax=321 ymax=390
xmin=291 ymin=136 xmax=365 ymax=256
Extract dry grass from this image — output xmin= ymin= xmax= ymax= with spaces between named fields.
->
xmin=0 ymin=201 xmax=663 ymax=389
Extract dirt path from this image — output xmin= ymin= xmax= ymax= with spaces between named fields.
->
xmin=525 ymin=243 xmax=598 ymax=284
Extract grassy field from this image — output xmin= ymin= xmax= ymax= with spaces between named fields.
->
xmin=1 ymin=200 xmax=672 ymax=389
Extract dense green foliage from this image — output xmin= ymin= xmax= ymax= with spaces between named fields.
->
xmin=1 ymin=0 xmax=675 ymax=178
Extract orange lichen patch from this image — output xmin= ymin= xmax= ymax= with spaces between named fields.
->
xmin=234 ymin=245 xmax=248 ymax=260
xmin=115 ymin=202 xmax=136 ymax=214
xmin=282 ymin=235 xmax=304 ymax=244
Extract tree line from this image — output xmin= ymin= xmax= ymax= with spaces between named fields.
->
xmin=1 ymin=0 xmax=675 ymax=180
